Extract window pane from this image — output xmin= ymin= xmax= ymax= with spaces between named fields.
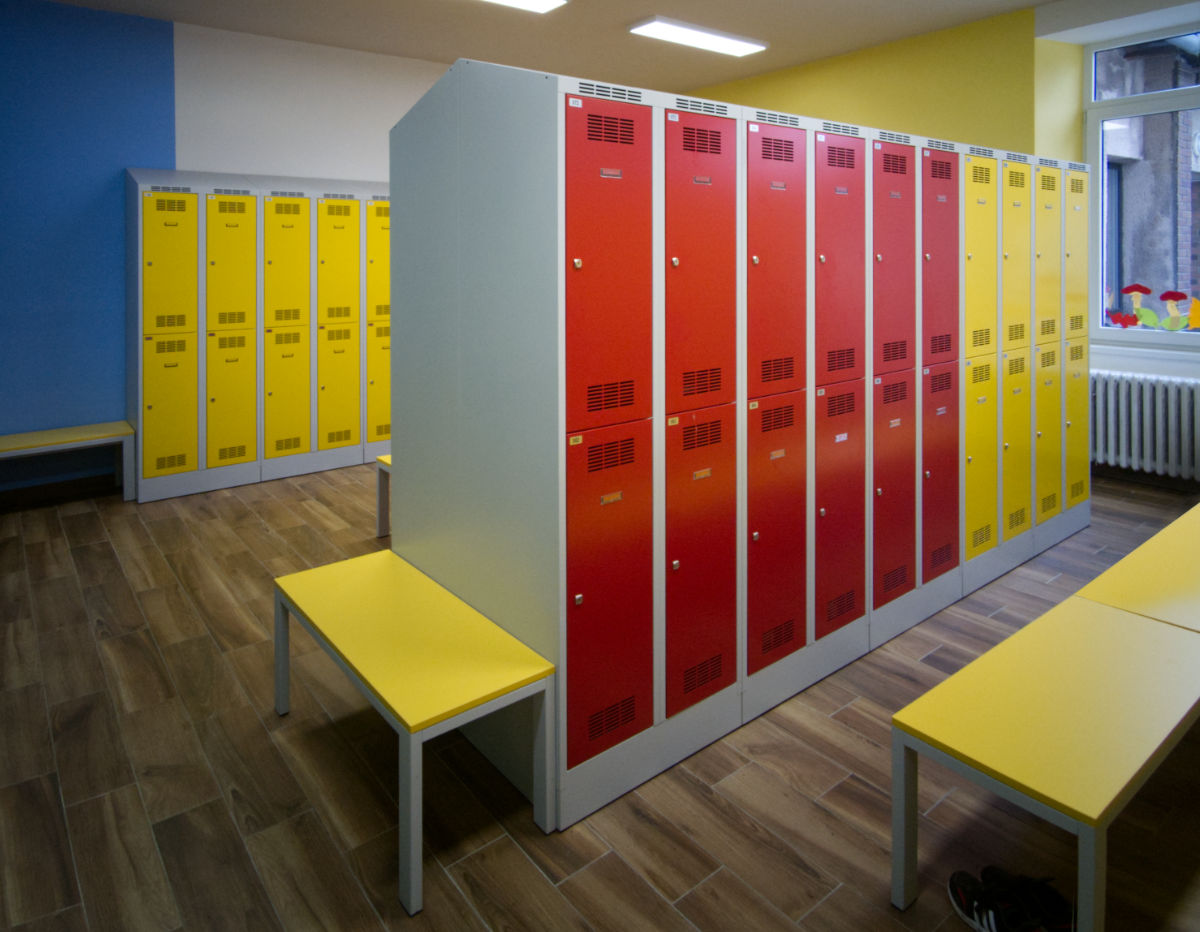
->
xmin=1094 ymin=33 xmax=1200 ymax=101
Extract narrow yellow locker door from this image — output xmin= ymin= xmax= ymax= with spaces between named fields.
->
xmin=317 ymin=324 xmax=360 ymax=449
xmin=1001 ymin=348 xmax=1032 ymax=539
xmin=964 ymin=355 xmax=998 ymax=560
xmin=142 ymin=192 xmax=198 ymax=334
xmin=264 ymin=327 xmax=310 ymax=458
xmin=142 ymin=334 xmax=197 ymax=477
xmin=366 ymin=322 xmax=391 ymax=442
xmin=1001 ymin=161 xmax=1032 ymax=352
xmin=964 ymin=156 xmax=998 ymax=356
xmin=1063 ymin=171 xmax=1088 ymax=339
xmin=206 ymin=330 xmax=256 ymax=467
xmin=1034 ymin=166 xmax=1061 ymax=344
xmin=317 ymin=198 xmax=360 ymax=325
xmin=206 ymin=194 xmax=256 ymax=331
xmin=1064 ymin=340 xmax=1089 ymax=508
xmin=1034 ymin=344 xmax=1061 ymax=524
xmin=264 ymin=196 xmax=310 ymax=327
xmin=366 ymin=200 xmax=390 ymax=323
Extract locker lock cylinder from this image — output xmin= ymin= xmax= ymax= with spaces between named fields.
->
xmin=574 ymin=594 xmax=583 ymax=606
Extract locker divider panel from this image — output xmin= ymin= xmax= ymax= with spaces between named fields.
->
xmin=814 ymin=133 xmax=866 ymax=385
xmin=921 ymin=149 xmax=959 ymax=365
xmin=814 ymin=379 xmax=865 ymax=638
xmin=1034 ymin=343 xmax=1062 ymax=524
xmin=1001 ymin=347 xmax=1032 ymax=539
xmin=872 ymin=370 xmax=916 ymax=609
xmin=921 ymin=362 xmax=960 ymax=581
xmin=964 ymin=355 xmax=998 ymax=560
xmin=871 ymin=140 xmax=916 ymax=375
xmin=964 ymin=155 xmax=998 ymax=357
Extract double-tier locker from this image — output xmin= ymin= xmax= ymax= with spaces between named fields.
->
xmin=964 ymin=154 xmax=998 ymax=357
xmin=964 ymin=355 xmax=998 ymax=560
xmin=1064 ymin=340 xmax=1089 ymax=508
xmin=316 ymin=198 xmax=360 ymax=449
xmin=872 ymin=139 xmax=915 ymax=374
xmin=1001 ymin=348 xmax=1032 ymax=539
xmin=814 ymin=131 xmax=866 ymax=385
xmin=1001 ymin=160 xmax=1032 ymax=352
xmin=1063 ymin=169 xmax=1089 ymax=340
xmin=814 ymin=380 xmax=865 ymax=637
xmin=872 ymin=371 xmax=916 ymax=608
xmin=263 ymin=195 xmax=311 ymax=457
xmin=317 ymin=323 xmax=360 ymax=449
xmin=264 ymin=326 xmax=310 ymax=457
xmin=1034 ymin=344 xmax=1061 ymax=524
xmin=143 ymin=333 xmax=198 ymax=477
xmin=922 ymin=149 xmax=959 ymax=365
xmin=921 ymin=363 xmax=959 ymax=580
xmin=205 ymin=330 xmax=255 ymax=467
xmin=1033 ymin=165 xmax=1061 ymax=344
xmin=366 ymin=199 xmax=392 ymax=443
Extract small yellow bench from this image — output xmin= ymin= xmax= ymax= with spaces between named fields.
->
xmin=273 ymin=549 xmax=555 ymax=915
xmin=375 ymin=454 xmax=391 ymax=537
xmin=0 ymin=421 xmax=135 ymax=501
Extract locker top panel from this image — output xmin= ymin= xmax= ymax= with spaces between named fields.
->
xmin=127 ymin=167 xmax=257 ymax=194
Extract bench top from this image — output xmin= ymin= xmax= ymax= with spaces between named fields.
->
xmin=275 ymin=550 xmax=553 ymax=733
xmin=377 ymin=454 xmax=392 ymax=468
xmin=893 ymin=595 xmax=1200 ymax=826
xmin=0 ymin=420 xmax=134 ymax=455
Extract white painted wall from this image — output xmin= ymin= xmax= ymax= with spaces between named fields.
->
xmin=174 ymin=24 xmax=446 ymax=181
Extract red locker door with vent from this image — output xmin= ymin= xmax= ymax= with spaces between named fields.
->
xmin=747 ymin=390 xmax=806 ymax=674
xmin=872 ymin=140 xmax=916 ymax=375
xmin=814 ymin=132 xmax=866 ymax=386
xmin=922 ymin=362 xmax=960 ymax=581
xmin=747 ymin=123 xmax=806 ymax=399
xmin=922 ymin=149 xmax=960 ymax=365
xmin=666 ymin=403 xmax=736 ymax=715
xmin=665 ymin=111 xmax=737 ymax=414
xmin=814 ymin=380 xmax=865 ymax=638
xmin=565 ymin=95 xmax=653 ymax=432
xmin=566 ymin=419 xmax=653 ymax=768
xmin=872 ymin=370 xmax=916 ymax=608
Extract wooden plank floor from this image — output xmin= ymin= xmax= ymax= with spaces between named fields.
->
xmin=1 ymin=468 xmax=1197 ymax=931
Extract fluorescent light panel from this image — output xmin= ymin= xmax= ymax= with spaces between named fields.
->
xmin=630 ymin=15 xmax=766 ymax=57
xmin=476 ymin=0 xmax=566 ymax=12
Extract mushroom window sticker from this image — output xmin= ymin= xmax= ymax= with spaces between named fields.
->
xmin=1107 ymin=283 xmax=1196 ymax=330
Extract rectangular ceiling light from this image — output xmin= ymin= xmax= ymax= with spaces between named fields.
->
xmin=630 ymin=15 xmax=766 ymax=57
xmin=476 ymin=0 xmax=566 ymax=12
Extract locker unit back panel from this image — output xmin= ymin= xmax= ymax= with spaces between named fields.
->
xmin=814 ymin=133 xmax=866 ymax=385
xmin=872 ymin=370 xmax=916 ymax=609
xmin=871 ymin=140 xmax=916 ymax=375
xmin=1033 ymin=166 xmax=1061 ymax=344
xmin=922 ymin=150 xmax=960 ymax=366
xmin=921 ymin=362 xmax=959 ymax=582
xmin=1001 ymin=348 xmax=1032 ymax=539
xmin=964 ymin=355 xmax=998 ymax=560
xmin=814 ymin=380 xmax=865 ymax=638
xmin=1034 ymin=344 xmax=1061 ymax=523
xmin=964 ymin=155 xmax=998 ymax=356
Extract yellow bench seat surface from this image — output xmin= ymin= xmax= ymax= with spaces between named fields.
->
xmin=0 ymin=420 xmax=133 ymax=455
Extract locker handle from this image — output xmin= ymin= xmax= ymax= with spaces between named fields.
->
xmin=163 ymin=221 xmax=178 ymax=227
xmin=574 ymin=594 xmax=583 ymax=606
xmin=967 ymin=253 xmax=973 ymax=260
xmin=1003 ymin=252 xmax=1009 ymax=259
xmin=1003 ymin=442 xmax=1009 ymax=450
xmin=1036 ymin=431 xmax=1042 ymax=439
xmin=671 ymin=560 xmax=680 ymax=571
xmin=1066 ymin=420 xmax=1072 ymax=428
xmin=967 ymin=455 xmax=973 ymax=463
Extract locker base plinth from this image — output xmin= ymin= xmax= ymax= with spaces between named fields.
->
xmin=364 ymin=439 xmax=389 ymax=463
xmin=868 ymin=570 xmax=964 ymax=651
xmin=135 ymin=461 xmax=262 ymax=504
xmin=1033 ymin=500 xmax=1090 ymax=554
xmin=963 ymin=533 xmax=1036 ymax=596
xmin=261 ymin=445 xmax=364 ymax=482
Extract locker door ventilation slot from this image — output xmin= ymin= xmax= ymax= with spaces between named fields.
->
xmin=586 ymin=696 xmax=636 ymax=742
xmin=1040 ymin=174 xmax=1057 ymax=191
xmin=1008 ymin=356 xmax=1026 ymax=376
xmin=760 ymin=620 xmax=795 ymax=655
xmin=155 ymin=314 xmax=187 ymax=329
xmin=155 ymin=454 xmax=188 ymax=470
xmin=155 ymin=339 xmax=187 ymax=353
xmin=1040 ymin=320 xmax=1057 ymax=339
xmin=882 ymin=340 xmax=908 ymax=363
xmin=826 ymin=590 xmax=856 ymax=623
xmin=682 ymin=368 xmax=722 ymax=396
xmin=882 ymin=381 xmax=908 ymax=405
xmin=971 ymin=328 xmax=992 ymax=349
xmin=375 ymin=304 xmax=391 ymax=317
xmin=578 ymin=81 xmax=643 ymax=102
xmin=929 ymin=333 xmax=952 ymax=356
xmin=274 ymin=202 xmax=301 ymax=215
xmin=760 ymin=404 xmax=794 ymax=432
xmin=1069 ymin=343 xmax=1084 ymax=361
xmin=326 ymin=306 xmax=351 ymax=319
xmin=1040 ymin=349 xmax=1057 ymax=367
xmin=217 ymin=200 xmax=246 ymax=214
xmin=682 ymin=420 xmax=722 ymax=450
xmin=218 ymin=312 xmax=247 ymax=326
xmin=1071 ymin=479 xmax=1085 ymax=499
xmin=1041 ymin=492 xmax=1057 ymax=515
xmin=971 ymin=363 xmax=992 ymax=383
xmin=375 ymin=423 xmax=390 ymax=437
xmin=155 ymin=198 xmax=187 ymax=213
xmin=275 ymin=309 xmax=302 ymax=323
xmin=826 ymin=348 xmax=856 ymax=373
xmin=586 ymin=114 xmax=635 ymax=145
xmin=327 ymin=430 xmax=352 ymax=444
xmin=1008 ymin=323 xmax=1026 ymax=344
xmin=761 ymin=357 xmax=795 ymax=382
xmin=971 ymin=165 xmax=991 ymax=185
xmin=218 ymin=445 xmax=247 ymax=461
xmin=326 ymin=204 xmax=351 ymax=217
xmin=1070 ymin=178 xmax=1085 ymax=194
xmin=376 ymin=326 xmax=391 ymax=338
xmin=326 ymin=329 xmax=352 ymax=342
xmin=930 ymin=159 xmax=954 ymax=180
xmin=822 ymin=121 xmax=860 ymax=137
xmin=755 ymin=110 xmax=800 ymax=128
xmin=276 ymin=437 xmax=302 ymax=452
xmin=878 ymin=131 xmax=911 ymax=145
xmin=825 ymin=391 xmax=855 ymax=417
xmin=882 ymin=565 xmax=908 ymax=592
xmin=930 ymin=543 xmax=954 ymax=568
xmin=882 ymin=153 xmax=907 ymax=175
xmin=826 ymin=146 xmax=855 ymax=169
xmin=586 ymin=380 xmax=635 ymax=412
xmin=275 ymin=331 xmax=301 ymax=345
xmin=587 ymin=437 xmax=635 ymax=472
xmin=218 ymin=335 xmax=246 ymax=349
xmin=1008 ymin=508 xmax=1027 ymax=530
xmin=375 ymin=205 xmax=391 ymax=217
xmin=1069 ymin=316 xmax=1084 ymax=334
xmin=682 ymin=126 xmax=722 ymax=154
xmin=761 ymin=137 xmax=794 ymax=161
xmin=931 ymin=371 xmax=953 ymax=393
xmin=972 ymin=524 xmax=992 ymax=548
xmin=674 ymin=97 xmax=728 ymax=116
xmin=682 ymin=655 xmax=722 ymax=694
xmin=1007 ymin=170 xmax=1026 ymax=188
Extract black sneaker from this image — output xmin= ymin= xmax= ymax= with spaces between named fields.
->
xmin=948 ymin=869 xmax=1045 ymax=931
xmin=980 ymin=866 xmax=1074 ymax=931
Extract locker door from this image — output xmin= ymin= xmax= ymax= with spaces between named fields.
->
xmin=1034 ymin=344 xmax=1062 ymax=524
xmin=1001 ymin=348 xmax=1032 ymax=540
xmin=666 ymin=403 xmax=736 ymax=716
xmin=872 ymin=371 xmax=916 ymax=609
xmin=205 ymin=194 xmax=256 ymax=331
xmin=142 ymin=334 xmax=197 ymax=477
xmin=922 ymin=363 xmax=959 ymax=581
xmin=1034 ymin=167 xmax=1061 ymax=344
xmin=205 ymin=330 xmax=256 ymax=467
xmin=366 ymin=200 xmax=390 ymax=323
xmin=747 ymin=123 xmax=806 ymax=398
xmin=1000 ymin=162 xmax=1032 ymax=352
xmin=747 ymin=390 xmax=806 ymax=675
xmin=317 ymin=324 xmax=360 ymax=449
xmin=872 ymin=141 xmax=916 ymax=375
xmin=317 ymin=198 xmax=360 ymax=325
xmin=142 ymin=192 xmax=198 ymax=335
xmin=814 ymin=380 xmax=865 ymax=638
xmin=922 ymin=150 xmax=959 ymax=365
xmin=815 ymin=133 xmax=866 ymax=385
xmin=1064 ymin=340 xmax=1089 ymax=508
xmin=964 ymin=356 xmax=998 ymax=560
xmin=1063 ymin=171 xmax=1088 ymax=339
xmin=566 ymin=419 xmax=653 ymax=767
xmin=964 ymin=156 xmax=998 ymax=356
xmin=264 ymin=196 xmax=310 ymax=327
xmin=366 ymin=322 xmax=391 ymax=443
xmin=264 ymin=327 xmax=310 ymax=458
xmin=567 ymin=96 xmax=653 ymax=430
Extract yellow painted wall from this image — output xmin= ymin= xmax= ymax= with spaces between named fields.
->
xmin=1035 ymin=39 xmax=1084 ymax=161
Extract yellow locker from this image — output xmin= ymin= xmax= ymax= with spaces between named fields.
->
xmin=142 ymin=334 xmax=197 ymax=477
xmin=1063 ymin=170 xmax=1088 ymax=339
xmin=264 ymin=196 xmax=310 ymax=328
xmin=1001 ymin=161 xmax=1032 ymax=352
xmin=964 ymin=355 xmax=999 ymax=560
xmin=206 ymin=194 xmax=257 ymax=331
xmin=317 ymin=324 xmax=360 ymax=449
xmin=1064 ymin=339 xmax=1089 ymax=509
xmin=142 ymin=192 xmax=198 ymax=335
xmin=1034 ymin=344 xmax=1062 ymax=524
xmin=366 ymin=321 xmax=391 ymax=442
xmin=366 ymin=200 xmax=391 ymax=323
xmin=964 ymin=156 xmax=998 ymax=356
xmin=1033 ymin=166 xmax=1061 ymax=344
xmin=1001 ymin=348 xmax=1032 ymax=539
xmin=264 ymin=326 xmax=310 ymax=458
xmin=206 ymin=329 xmax=256 ymax=468
xmin=317 ymin=198 xmax=360 ymax=325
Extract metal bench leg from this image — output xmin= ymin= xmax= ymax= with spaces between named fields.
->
xmin=531 ymin=676 xmax=555 ymax=833
xmin=274 ymin=596 xmax=290 ymax=715
xmin=376 ymin=464 xmax=391 ymax=538
xmin=1077 ymin=823 xmax=1106 ymax=932
xmin=891 ymin=732 xmax=919 ymax=909
xmin=121 ymin=434 xmax=136 ymax=501
xmin=398 ymin=731 xmax=423 ymax=914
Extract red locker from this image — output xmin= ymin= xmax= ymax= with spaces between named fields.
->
xmin=872 ymin=371 xmax=916 ymax=608
xmin=665 ymin=111 xmax=736 ymax=414
xmin=746 ymin=390 xmax=806 ymax=675
xmin=814 ymin=380 xmax=865 ymax=638
xmin=814 ymin=132 xmax=866 ymax=386
xmin=565 ymin=96 xmax=653 ymax=432
xmin=747 ymin=123 xmax=806 ymax=399
xmin=922 ymin=149 xmax=960 ymax=365
xmin=566 ymin=419 xmax=653 ymax=767
xmin=666 ymin=403 xmax=736 ymax=716
xmin=872 ymin=141 xmax=916 ymax=375
xmin=921 ymin=362 xmax=960 ymax=582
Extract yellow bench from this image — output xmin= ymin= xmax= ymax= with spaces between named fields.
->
xmin=0 ymin=421 xmax=135 ymax=501
xmin=273 ymin=549 xmax=555 ymax=914
xmin=375 ymin=454 xmax=391 ymax=537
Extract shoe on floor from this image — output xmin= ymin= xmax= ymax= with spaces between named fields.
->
xmin=947 ymin=868 xmax=1046 ymax=931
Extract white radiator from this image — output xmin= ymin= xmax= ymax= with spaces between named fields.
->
xmin=1091 ymin=370 xmax=1200 ymax=480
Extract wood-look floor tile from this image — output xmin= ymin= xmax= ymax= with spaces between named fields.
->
xmin=55 ymin=500 xmax=96 ymax=518
xmin=792 ymin=675 xmax=859 ymax=715
xmin=83 ymin=576 xmax=147 ymax=640
xmin=159 ymin=635 xmax=246 ymax=722
xmin=49 ymin=692 xmax=134 ymax=805
xmin=277 ymin=524 xmax=347 ymax=568
xmin=233 ymin=524 xmax=306 ymax=577
xmin=137 ymin=584 xmax=207 ymax=647
xmin=0 ymin=684 xmax=53 ymax=788
xmin=100 ymin=512 xmax=154 ymax=555
xmin=674 ymin=867 xmax=796 ymax=932
xmin=816 ymin=773 xmax=896 ymax=849
xmin=422 ymin=747 xmax=505 ymax=865
xmin=19 ymin=508 xmax=63 ymax=545
xmin=134 ymin=499 xmax=181 ymax=523
xmin=144 ymin=515 xmax=197 ymax=555
xmin=0 ymin=535 xmax=22 ymax=576
xmin=118 ymin=544 xmax=177 ymax=594
xmin=449 ymin=836 xmax=590 ymax=930
xmin=24 ymin=538 xmax=73 ymax=584
xmin=37 ymin=623 xmax=105 ymax=707
xmin=120 ymin=698 xmax=220 ymax=823
xmin=154 ymin=798 xmax=282 ymax=930
xmin=292 ymin=646 xmax=372 ymax=728
xmin=0 ymin=572 xmax=32 ymax=626
xmin=98 ymin=627 xmax=175 ymax=714
xmin=65 ymin=784 xmax=178 ymax=931
xmin=212 ymin=549 xmax=276 ymax=625
xmin=559 ymin=850 xmax=694 ymax=932
xmin=254 ymin=498 xmax=308 ymax=533
xmin=0 ymin=775 xmax=79 ymax=925
xmin=182 ymin=515 xmax=249 ymax=561
xmin=229 ymin=638 xmax=325 ymax=732
xmin=798 ymin=883 xmax=909 ymax=931
xmin=0 ymin=615 xmax=41 ymax=691
xmin=294 ymin=497 xmax=352 ymax=535
xmin=165 ymin=547 xmax=266 ymax=651
xmin=30 ymin=578 xmax=87 ymax=633
xmin=67 ymin=541 xmax=122 ymax=590
xmin=680 ymin=737 xmax=748 ymax=785
xmin=828 ymin=648 xmax=946 ymax=714
xmin=58 ymin=512 xmax=107 ymax=549
xmin=10 ymin=904 xmax=89 ymax=931
xmin=723 ymin=714 xmax=850 ymax=800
